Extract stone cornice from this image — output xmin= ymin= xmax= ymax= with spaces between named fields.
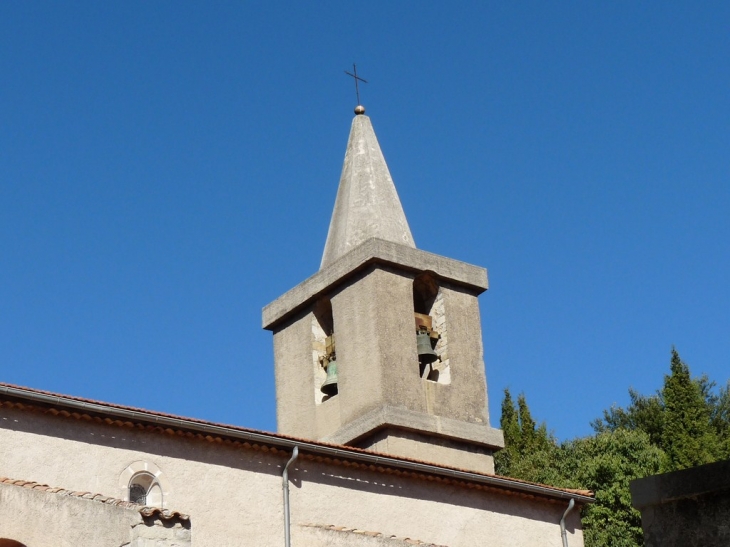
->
xmin=263 ymin=238 xmax=488 ymax=330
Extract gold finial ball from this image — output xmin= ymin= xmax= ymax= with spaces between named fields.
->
xmin=354 ymin=105 xmax=366 ymax=115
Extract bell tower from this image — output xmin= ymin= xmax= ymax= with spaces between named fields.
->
xmin=263 ymin=106 xmax=503 ymax=473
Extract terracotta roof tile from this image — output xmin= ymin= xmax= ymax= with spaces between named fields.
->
xmin=0 ymin=381 xmax=593 ymax=501
xmin=0 ymin=476 xmax=190 ymax=521
xmin=301 ymin=523 xmax=449 ymax=547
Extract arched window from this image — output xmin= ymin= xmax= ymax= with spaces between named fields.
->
xmin=0 ymin=540 xmax=27 ymax=547
xmin=119 ymin=461 xmax=167 ymax=508
xmin=128 ymin=471 xmax=162 ymax=506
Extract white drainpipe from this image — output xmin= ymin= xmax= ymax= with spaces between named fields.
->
xmin=560 ymin=498 xmax=576 ymax=547
xmin=282 ymin=446 xmax=299 ymax=547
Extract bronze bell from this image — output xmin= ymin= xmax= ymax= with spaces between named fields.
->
xmin=416 ymin=331 xmax=438 ymax=365
xmin=320 ymin=357 xmax=338 ymax=396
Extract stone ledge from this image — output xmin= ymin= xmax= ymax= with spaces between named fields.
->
xmin=631 ymin=459 xmax=730 ymax=509
xmin=263 ymin=238 xmax=488 ymax=330
xmin=321 ymin=406 xmax=504 ymax=450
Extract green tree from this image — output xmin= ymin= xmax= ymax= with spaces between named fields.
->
xmin=497 ymin=393 xmax=663 ymax=547
xmin=495 ymin=389 xmax=561 ymax=484
xmin=517 ymin=393 xmax=537 ymax=449
xmin=591 ymin=388 xmax=664 ymax=447
xmin=712 ymin=381 xmax=730 ymax=458
xmin=495 ymin=388 xmax=521 ymax=476
xmin=497 ymin=347 xmax=729 ymax=546
xmin=660 ymin=348 xmax=718 ymax=471
xmin=592 ymin=348 xmax=726 ymax=468
xmin=564 ymin=429 xmax=663 ymax=547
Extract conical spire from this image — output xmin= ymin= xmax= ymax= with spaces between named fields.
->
xmin=320 ymin=111 xmax=415 ymax=269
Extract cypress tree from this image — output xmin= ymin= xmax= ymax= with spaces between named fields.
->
xmin=500 ymin=388 xmax=521 ymax=447
xmin=517 ymin=392 xmax=537 ymax=451
xmin=496 ymin=390 xmax=560 ymax=482
xmin=661 ymin=348 xmax=718 ymax=471
xmin=495 ymin=388 xmax=521 ymax=475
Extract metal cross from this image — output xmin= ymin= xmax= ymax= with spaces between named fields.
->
xmin=344 ymin=63 xmax=367 ymax=105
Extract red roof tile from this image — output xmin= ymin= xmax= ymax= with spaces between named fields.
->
xmin=300 ymin=523 xmax=449 ymax=547
xmin=0 ymin=382 xmax=593 ymax=502
xmin=0 ymin=477 xmax=189 ymax=521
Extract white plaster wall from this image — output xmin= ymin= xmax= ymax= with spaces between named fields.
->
xmin=289 ymin=459 xmax=583 ymax=547
xmin=0 ymin=407 xmax=282 ymax=546
xmin=0 ymin=407 xmax=582 ymax=547
xmin=0 ymin=481 xmax=137 ymax=546
xmin=0 ymin=481 xmax=189 ymax=547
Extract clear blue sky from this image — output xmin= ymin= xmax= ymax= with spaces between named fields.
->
xmin=2 ymin=2 xmax=728 ymax=441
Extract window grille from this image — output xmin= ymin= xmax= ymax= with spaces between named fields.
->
xmin=129 ymin=483 xmax=147 ymax=505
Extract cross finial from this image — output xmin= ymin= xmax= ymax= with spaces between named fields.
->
xmin=344 ymin=63 xmax=367 ymax=114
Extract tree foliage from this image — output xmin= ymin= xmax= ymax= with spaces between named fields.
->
xmin=498 ymin=348 xmax=729 ymax=547
xmin=591 ymin=388 xmax=663 ymax=446
xmin=564 ymin=430 xmax=662 ymax=547
xmin=660 ymin=348 xmax=718 ymax=470
xmin=495 ymin=389 xmax=560 ymax=484
xmin=712 ymin=381 xmax=730 ymax=458
xmin=591 ymin=348 xmax=726 ymax=472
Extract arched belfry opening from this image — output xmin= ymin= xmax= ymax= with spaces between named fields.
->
xmin=413 ymin=273 xmax=450 ymax=384
xmin=313 ymin=298 xmax=337 ymax=402
xmin=413 ymin=273 xmax=438 ymax=315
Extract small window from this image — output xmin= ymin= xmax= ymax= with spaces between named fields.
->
xmin=128 ymin=472 xmax=162 ymax=507
xmin=119 ymin=460 xmax=167 ymax=508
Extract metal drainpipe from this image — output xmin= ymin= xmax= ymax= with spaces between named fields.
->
xmin=282 ymin=446 xmax=299 ymax=547
xmin=560 ymin=498 xmax=575 ymax=547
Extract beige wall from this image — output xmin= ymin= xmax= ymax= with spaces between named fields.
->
xmin=0 ymin=406 xmax=583 ymax=547
xmin=272 ymin=265 xmax=503 ymax=473
xmin=0 ymin=480 xmax=189 ymax=547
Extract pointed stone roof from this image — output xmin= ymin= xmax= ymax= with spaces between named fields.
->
xmin=320 ymin=111 xmax=415 ymax=269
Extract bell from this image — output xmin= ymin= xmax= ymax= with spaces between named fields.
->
xmin=416 ymin=332 xmax=438 ymax=365
xmin=320 ymin=358 xmax=338 ymax=396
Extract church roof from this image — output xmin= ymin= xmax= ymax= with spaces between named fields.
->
xmin=0 ymin=382 xmax=593 ymax=504
xmin=0 ymin=476 xmax=190 ymax=521
xmin=320 ymin=111 xmax=415 ymax=269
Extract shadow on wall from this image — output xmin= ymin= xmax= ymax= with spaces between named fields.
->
xmin=0 ymin=540 xmax=27 ymax=547
xmin=295 ymin=458 xmax=573 ymax=527
xmin=0 ymin=405 xmax=284 ymax=480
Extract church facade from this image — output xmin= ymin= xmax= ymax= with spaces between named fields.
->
xmin=0 ymin=107 xmax=591 ymax=546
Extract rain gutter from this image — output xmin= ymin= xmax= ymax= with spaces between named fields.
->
xmin=0 ymin=384 xmax=593 ymax=505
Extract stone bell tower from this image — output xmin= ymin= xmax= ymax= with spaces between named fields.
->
xmin=262 ymin=105 xmax=503 ymax=473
